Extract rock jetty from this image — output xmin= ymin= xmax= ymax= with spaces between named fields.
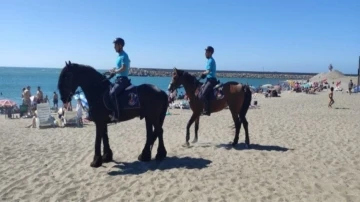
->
xmin=129 ymin=68 xmax=316 ymax=80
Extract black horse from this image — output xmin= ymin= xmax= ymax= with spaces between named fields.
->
xmin=58 ymin=61 xmax=168 ymax=167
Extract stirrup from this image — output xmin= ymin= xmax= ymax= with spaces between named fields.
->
xmin=201 ymin=111 xmax=210 ymax=116
xmin=201 ymin=107 xmax=210 ymax=115
xmin=109 ymin=113 xmax=118 ymax=122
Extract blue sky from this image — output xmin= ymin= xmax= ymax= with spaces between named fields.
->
xmin=0 ymin=0 xmax=359 ymax=73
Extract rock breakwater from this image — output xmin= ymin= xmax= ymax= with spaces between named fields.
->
xmin=129 ymin=68 xmax=315 ymax=80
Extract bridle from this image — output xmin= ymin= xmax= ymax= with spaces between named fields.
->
xmin=170 ymin=72 xmax=202 ymax=92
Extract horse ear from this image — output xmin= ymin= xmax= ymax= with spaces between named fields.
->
xmin=68 ymin=61 xmax=72 ymax=65
xmin=65 ymin=61 xmax=68 ymax=66
xmin=173 ymin=67 xmax=178 ymax=72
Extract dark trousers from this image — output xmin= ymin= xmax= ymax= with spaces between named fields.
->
xmin=109 ymin=76 xmax=130 ymax=98
xmin=109 ymin=76 xmax=130 ymax=118
xmin=199 ymin=78 xmax=217 ymax=101
xmin=199 ymin=78 xmax=217 ymax=112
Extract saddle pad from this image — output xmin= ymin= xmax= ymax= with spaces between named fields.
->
xmin=116 ymin=87 xmax=141 ymax=110
xmin=197 ymin=85 xmax=224 ymax=101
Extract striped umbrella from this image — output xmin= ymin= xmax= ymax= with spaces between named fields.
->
xmin=0 ymin=99 xmax=17 ymax=107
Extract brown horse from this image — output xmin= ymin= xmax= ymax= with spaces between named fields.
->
xmin=168 ymin=68 xmax=252 ymax=148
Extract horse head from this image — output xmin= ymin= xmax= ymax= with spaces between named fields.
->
xmin=168 ymin=67 xmax=200 ymax=93
xmin=58 ymin=61 xmax=111 ymax=105
xmin=168 ymin=67 xmax=182 ymax=92
xmin=57 ymin=61 xmax=81 ymax=104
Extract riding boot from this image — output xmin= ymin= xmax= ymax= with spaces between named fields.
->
xmin=109 ymin=95 xmax=119 ymax=122
xmin=202 ymin=99 xmax=211 ymax=116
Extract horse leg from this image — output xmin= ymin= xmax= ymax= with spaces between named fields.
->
xmin=154 ymin=125 xmax=167 ymax=161
xmin=240 ymin=114 xmax=250 ymax=148
xmin=150 ymin=132 xmax=158 ymax=151
xmin=155 ymin=101 xmax=167 ymax=160
xmin=230 ymin=111 xmax=241 ymax=146
xmin=90 ymin=122 xmax=104 ymax=167
xmin=138 ymin=117 xmax=153 ymax=162
xmin=184 ymin=113 xmax=199 ymax=147
xmin=192 ymin=117 xmax=200 ymax=143
xmin=239 ymin=90 xmax=251 ymax=148
xmin=149 ymin=124 xmax=157 ymax=153
xmin=102 ymin=125 xmax=113 ymax=163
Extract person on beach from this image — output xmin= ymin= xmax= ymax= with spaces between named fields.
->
xmin=199 ymin=46 xmax=217 ymax=116
xmin=108 ymin=37 xmax=131 ymax=120
xmin=25 ymin=111 xmax=37 ymax=128
xmin=348 ymin=79 xmax=353 ymax=95
xmin=53 ymin=92 xmax=58 ymax=109
xmin=43 ymin=95 xmax=49 ymax=103
xmin=328 ymin=87 xmax=334 ymax=108
xmin=21 ymin=87 xmax=26 ymax=104
xmin=36 ymin=86 xmax=44 ymax=103
xmin=23 ymin=86 xmax=31 ymax=113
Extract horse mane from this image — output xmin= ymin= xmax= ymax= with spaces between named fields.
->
xmin=58 ymin=63 xmax=109 ymax=91
xmin=181 ymin=71 xmax=202 ymax=87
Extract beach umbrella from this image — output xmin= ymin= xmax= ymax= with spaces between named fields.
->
xmin=353 ymin=86 xmax=360 ymax=93
xmin=30 ymin=96 xmax=37 ymax=102
xmin=261 ymin=84 xmax=273 ymax=88
xmin=0 ymin=99 xmax=17 ymax=107
xmin=249 ymin=85 xmax=257 ymax=92
xmin=29 ymin=96 xmax=37 ymax=105
xmin=73 ymin=93 xmax=89 ymax=109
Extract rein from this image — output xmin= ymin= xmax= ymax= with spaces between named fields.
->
xmin=171 ymin=72 xmax=203 ymax=92
xmin=101 ymin=71 xmax=115 ymax=82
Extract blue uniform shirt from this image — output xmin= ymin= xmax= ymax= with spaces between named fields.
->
xmin=116 ymin=51 xmax=130 ymax=77
xmin=205 ymin=57 xmax=216 ymax=79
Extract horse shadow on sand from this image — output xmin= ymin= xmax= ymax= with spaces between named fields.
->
xmin=108 ymin=156 xmax=212 ymax=176
xmin=216 ymin=143 xmax=293 ymax=152
xmin=334 ymin=107 xmax=350 ymax=110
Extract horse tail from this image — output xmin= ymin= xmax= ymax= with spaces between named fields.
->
xmin=159 ymin=91 xmax=169 ymax=126
xmin=240 ymin=85 xmax=252 ymax=115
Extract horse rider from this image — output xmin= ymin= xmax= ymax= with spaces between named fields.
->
xmin=109 ymin=37 xmax=131 ymax=120
xmin=199 ymin=46 xmax=217 ymax=116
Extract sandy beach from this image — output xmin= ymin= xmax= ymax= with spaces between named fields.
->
xmin=1 ymin=90 xmax=360 ymax=202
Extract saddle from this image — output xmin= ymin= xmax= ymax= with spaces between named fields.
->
xmin=103 ymin=81 xmax=141 ymax=119
xmin=196 ymin=80 xmax=224 ymax=101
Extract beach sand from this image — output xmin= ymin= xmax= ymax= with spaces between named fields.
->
xmin=1 ymin=90 xmax=359 ymax=202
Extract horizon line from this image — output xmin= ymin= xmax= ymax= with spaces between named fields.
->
xmin=0 ymin=65 xmax=358 ymax=76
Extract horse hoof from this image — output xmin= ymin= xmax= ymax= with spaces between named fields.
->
xmin=138 ymin=153 xmax=151 ymax=162
xmin=90 ymin=156 xmax=102 ymax=168
xmin=191 ymin=138 xmax=198 ymax=143
xmin=155 ymin=151 xmax=167 ymax=161
xmin=102 ymin=150 xmax=113 ymax=163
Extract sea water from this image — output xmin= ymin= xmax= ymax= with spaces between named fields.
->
xmin=0 ymin=67 xmax=282 ymax=106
